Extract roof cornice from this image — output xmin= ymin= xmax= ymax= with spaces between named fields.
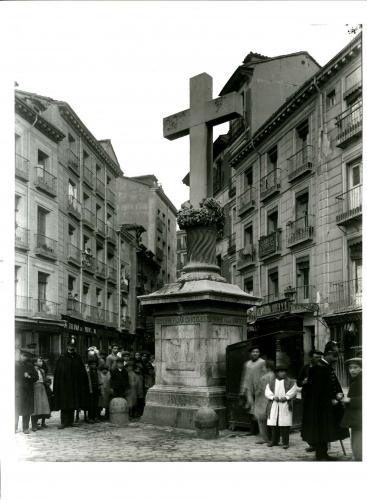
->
xmin=15 ymin=96 xmax=65 ymax=143
xmin=229 ymin=34 xmax=362 ymax=168
xmin=58 ymin=104 xmax=122 ymax=177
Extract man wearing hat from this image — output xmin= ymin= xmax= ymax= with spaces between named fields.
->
xmin=239 ymin=345 xmax=266 ymax=436
xmin=15 ymin=349 xmax=38 ymax=433
xmin=53 ymin=336 xmax=89 ymax=429
xmin=341 ymin=357 xmax=362 ymax=461
xmin=301 ymin=347 xmax=349 ymax=460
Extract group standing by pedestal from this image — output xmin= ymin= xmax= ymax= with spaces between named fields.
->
xmin=239 ymin=344 xmax=362 ymax=461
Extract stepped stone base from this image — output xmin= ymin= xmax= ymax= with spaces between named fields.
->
xmin=141 ymin=385 xmax=227 ymax=429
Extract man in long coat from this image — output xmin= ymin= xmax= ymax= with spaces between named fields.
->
xmin=53 ymin=337 xmax=89 ymax=429
xmin=15 ymin=349 xmax=38 ymax=433
xmin=301 ymin=348 xmax=349 ymax=460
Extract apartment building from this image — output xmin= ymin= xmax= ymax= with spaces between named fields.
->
xmin=115 ymin=175 xmax=177 ymax=286
xmin=176 ymin=229 xmax=187 ymax=277
xmin=15 ymin=90 xmax=126 ymax=369
xmin=211 ymin=34 xmax=362 ymax=384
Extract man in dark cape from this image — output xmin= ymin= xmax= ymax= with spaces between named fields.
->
xmin=301 ymin=348 xmax=349 ymax=460
xmin=53 ymin=337 xmax=89 ymax=429
xmin=15 ymin=349 xmax=38 ymax=433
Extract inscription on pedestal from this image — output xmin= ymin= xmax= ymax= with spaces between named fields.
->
xmin=163 ymin=324 xmax=197 ymax=371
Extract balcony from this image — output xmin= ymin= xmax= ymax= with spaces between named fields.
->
xmin=106 ymin=187 xmax=115 ymax=207
xmin=336 ymin=185 xmax=362 ymax=225
xmin=33 ymin=299 xmax=59 ymax=318
xmin=96 ymin=217 xmax=106 ymax=237
xmin=106 ymin=310 xmax=118 ymax=327
xmin=15 ymin=154 xmax=29 ymax=182
xmin=82 ymin=207 xmax=95 ymax=230
xmin=120 ymin=315 xmax=131 ymax=330
xmin=67 ymin=195 xmax=81 ymax=220
xmin=336 ymin=101 xmax=362 ymax=148
xmin=121 ymin=281 xmax=129 ymax=293
xmin=228 ymin=233 xmax=236 ymax=255
xmin=258 ymin=229 xmax=281 ymax=260
xmin=329 ymin=278 xmax=362 ymax=313
xmin=66 ymin=297 xmax=82 ymax=317
xmin=106 ymin=225 xmax=116 ymax=245
xmin=67 ymin=243 xmax=82 ymax=266
xmin=82 ymin=252 xmax=96 ymax=274
xmin=260 ymin=169 xmax=281 ymax=201
xmin=81 ymin=302 xmax=92 ymax=321
xmin=237 ymin=187 xmax=256 ymax=216
xmin=96 ymin=259 xmax=107 ymax=279
xmin=286 ymin=215 xmax=315 ymax=247
xmin=156 ymin=217 xmax=165 ymax=233
xmin=34 ymin=167 xmax=57 ymax=197
xmin=228 ymin=180 xmax=236 ymax=198
xmin=284 ymin=285 xmax=318 ymax=314
xmin=67 ymin=149 xmax=80 ymax=175
xmin=15 ymin=295 xmax=31 ymax=316
xmin=96 ymin=178 xmax=105 ymax=198
xmin=237 ymin=245 xmax=256 ymax=270
xmin=89 ymin=305 xmax=105 ymax=324
xmin=35 ymin=234 xmax=57 ymax=260
xmin=287 ymin=145 xmax=314 ymax=182
xmin=83 ymin=164 xmax=94 ymax=188
xmin=15 ymin=226 xmax=29 ymax=251
xmin=156 ymin=247 xmax=163 ymax=262
xmin=107 ymin=264 xmax=117 ymax=284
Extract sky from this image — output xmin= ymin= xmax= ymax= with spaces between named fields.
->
xmin=1 ymin=1 xmax=364 ymax=211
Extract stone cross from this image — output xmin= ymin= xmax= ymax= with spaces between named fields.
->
xmin=163 ymin=73 xmax=243 ymax=207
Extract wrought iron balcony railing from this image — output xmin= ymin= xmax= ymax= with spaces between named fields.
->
xmin=336 ymin=185 xmax=362 ymax=225
xmin=286 ymin=215 xmax=315 ymax=247
xmin=67 ymin=195 xmax=81 ymax=219
xmin=15 ymin=154 xmax=29 ymax=181
xmin=34 ymin=167 xmax=57 ymax=196
xmin=107 ymin=264 xmax=117 ymax=283
xmin=96 ymin=217 xmax=106 ymax=237
xmin=67 ymin=149 xmax=79 ymax=173
xmin=82 ymin=207 xmax=95 ymax=229
xmin=260 ymin=169 xmax=281 ymax=200
xmin=258 ymin=229 xmax=281 ymax=259
xmin=287 ymin=145 xmax=314 ymax=181
xmin=67 ymin=243 xmax=82 ymax=266
xmin=34 ymin=299 xmax=59 ymax=317
xmin=15 ymin=225 xmax=29 ymax=250
xmin=336 ymin=101 xmax=362 ymax=148
xmin=121 ymin=281 xmax=129 ymax=293
xmin=82 ymin=252 xmax=96 ymax=273
xmin=106 ymin=224 xmax=116 ymax=244
xmin=106 ymin=187 xmax=115 ymax=207
xmin=237 ymin=245 xmax=256 ymax=269
xmin=15 ymin=295 xmax=31 ymax=316
xmin=237 ymin=187 xmax=256 ymax=216
xmin=83 ymin=164 xmax=94 ymax=187
xmin=81 ymin=302 xmax=92 ymax=321
xmin=96 ymin=177 xmax=105 ymax=198
xmin=329 ymin=278 xmax=362 ymax=312
xmin=66 ymin=297 xmax=82 ymax=316
xmin=106 ymin=310 xmax=118 ymax=326
xmin=35 ymin=234 xmax=57 ymax=260
xmin=120 ymin=315 xmax=131 ymax=329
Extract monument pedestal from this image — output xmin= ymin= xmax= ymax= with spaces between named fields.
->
xmin=140 ymin=278 xmax=259 ymax=429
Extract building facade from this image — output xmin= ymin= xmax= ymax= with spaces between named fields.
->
xmin=15 ymin=90 xmax=130 ymax=370
xmin=176 ymin=229 xmax=187 ymax=277
xmin=211 ymin=34 xmax=362 ymax=385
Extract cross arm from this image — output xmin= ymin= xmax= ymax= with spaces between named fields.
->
xmin=163 ymin=109 xmax=191 ymax=140
xmin=205 ymin=92 xmax=243 ymax=127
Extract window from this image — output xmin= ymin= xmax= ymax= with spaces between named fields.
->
xmin=345 ymin=66 xmax=361 ymax=92
xmin=68 ymin=275 xmax=76 ymax=293
xmin=15 ymin=195 xmax=21 ymax=225
xmin=37 ymin=206 xmax=48 ymax=235
xmin=231 ymin=263 xmax=236 ymax=284
xmin=267 ymin=209 xmax=278 ymax=234
xmin=296 ymin=257 xmax=310 ymax=299
xmin=107 ymin=175 xmax=111 ymax=186
xmin=68 ymin=180 xmax=77 ymax=199
xmin=326 ymin=90 xmax=336 ymax=109
xmin=96 ymin=288 xmax=103 ymax=308
xmin=96 ymin=164 xmax=102 ymax=180
xmin=83 ymin=150 xmax=90 ymax=168
xmin=168 ymin=219 xmax=171 ymax=231
xmin=83 ymin=235 xmax=91 ymax=252
xmin=295 ymin=191 xmax=309 ymax=220
xmin=68 ymin=224 xmax=77 ymax=245
xmin=243 ymin=166 xmax=253 ymax=188
xmin=347 ymin=159 xmax=361 ymax=190
xmin=163 ymin=213 xmax=166 ymax=219
xmin=15 ymin=266 xmax=20 ymax=296
xmin=15 ymin=134 xmax=22 ymax=155
xmin=267 ymin=146 xmax=278 ymax=173
xmin=38 ymin=272 xmax=49 ymax=310
xmin=244 ymin=225 xmax=253 ymax=250
xmin=37 ymin=150 xmax=49 ymax=169
xmin=296 ymin=120 xmax=309 ymax=152
xmin=268 ymin=269 xmax=279 ymax=300
xmin=68 ymin=133 xmax=76 ymax=151
xmin=349 ymin=242 xmax=362 ymax=306
xmin=244 ymin=277 xmax=253 ymax=295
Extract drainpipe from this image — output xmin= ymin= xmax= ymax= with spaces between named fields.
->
xmin=117 ymin=228 xmax=121 ymax=333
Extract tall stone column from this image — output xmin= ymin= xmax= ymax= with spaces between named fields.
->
xmin=140 ymin=199 xmax=260 ymax=429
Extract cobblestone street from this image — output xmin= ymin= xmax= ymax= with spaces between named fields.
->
xmin=15 ymin=412 xmax=352 ymax=462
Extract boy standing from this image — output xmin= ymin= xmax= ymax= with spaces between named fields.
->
xmin=15 ymin=349 xmax=38 ymax=433
xmin=341 ymin=357 xmax=362 ymax=461
xmin=265 ymin=365 xmax=297 ymax=449
xmin=110 ymin=358 xmax=129 ymax=398
xmin=86 ymin=359 xmax=100 ymax=423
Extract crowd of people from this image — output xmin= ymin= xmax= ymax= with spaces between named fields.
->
xmin=239 ymin=342 xmax=362 ymax=461
xmin=15 ymin=336 xmax=155 ymax=433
